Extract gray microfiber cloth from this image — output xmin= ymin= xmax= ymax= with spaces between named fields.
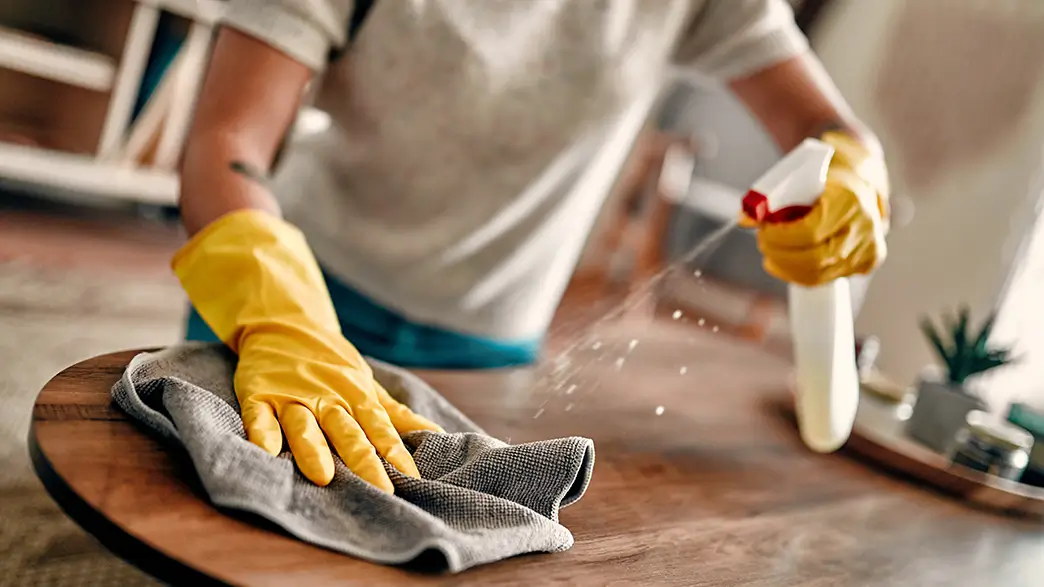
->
xmin=110 ymin=343 xmax=595 ymax=573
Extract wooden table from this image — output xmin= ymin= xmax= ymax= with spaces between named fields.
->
xmin=28 ymin=319 xmax=1044 ymax=586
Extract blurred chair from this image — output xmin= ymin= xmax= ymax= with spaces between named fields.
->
xmin=0 ymin=1 xmax=230 ymax=206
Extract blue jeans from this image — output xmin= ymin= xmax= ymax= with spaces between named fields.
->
xmin=184 ymin=268 xmax=542 ymax=370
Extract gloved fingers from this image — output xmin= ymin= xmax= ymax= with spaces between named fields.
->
xmin=374 ymin=380 xmax=444 ymax=435
xmin=320 ymin=406 xmax=394 ymax=493
xmin=240 ymin=398 xmax=283 ymax=456
xmin=828 ymin=168 xmax=883 ymax=223
xmin=808 ymin=248 xmax=876 ymax=284
xmin=736 ymin=211 xmax=758 ymax=229
xmin=762 ymin=254 xmax=828 ymax=287
xmin=763 ymin=253 xmax=850 ymax=287
xmin=279 ymin=403 xmax=336 ymax=486
xmin=755 ymin=188 xmax=861 ymax=250
xmin=844 ymin=234 xmax=887 ymax=276
xmin=763 ymin=230 xmax=883 ymax=286
xmin=759 ymin=228 xmax=847 ymax=287
xmin=812 ymin=258 xmax=864 ymax=284
xmin=353 ymin=400 xmax=422 ymax=479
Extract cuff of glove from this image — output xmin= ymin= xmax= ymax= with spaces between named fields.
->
xmin=172 ymin=209 xmax=341 ymax=349
xmin=172 ymin=209 xmax=307 ymax=269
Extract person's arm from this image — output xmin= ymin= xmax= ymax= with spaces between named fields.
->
xmin=178 ymin=28 xmax=311 ymax=235
xmin=673 ymin=0 xmax=889 ymax=285
xmin=178 ymin=0 xmax=354 ymax=234
xmin=172 ymin=2 xmax=442 ymax=492
xmin=728 ymin=52 xmax=882 ymax=158
xmin=674 ymin=0 xmax=877 ymax=152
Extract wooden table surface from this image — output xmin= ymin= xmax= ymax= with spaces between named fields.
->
xmin=29 ymin=318 xmax=1044 ymax=586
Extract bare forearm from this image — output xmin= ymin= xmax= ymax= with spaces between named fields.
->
xmin=179 ymin=134 xmax=282 ymax=236
xmin=177 ymin=28 xmax=312 ymax=237
xmin=729 ymin=52 xmax=881 ymax=156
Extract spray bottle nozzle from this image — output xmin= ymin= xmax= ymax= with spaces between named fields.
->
xmin=741 ymin=138 xmax=834 ymax=225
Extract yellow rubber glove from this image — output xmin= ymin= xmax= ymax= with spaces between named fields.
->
xmin=172 ymin=210 xmax=442 ymax=490
xmin=742 ymin=130 xmax=890 ymax=287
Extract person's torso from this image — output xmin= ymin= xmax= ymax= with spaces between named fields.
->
xmin=275 ymin=0 xmax=703 ymax=340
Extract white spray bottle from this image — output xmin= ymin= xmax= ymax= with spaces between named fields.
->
xmin=742 ymin=138 xmax=859 ymax=453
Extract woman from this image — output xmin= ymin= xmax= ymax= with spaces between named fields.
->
xmin=174 ymin=0 xmax=889 ymax=489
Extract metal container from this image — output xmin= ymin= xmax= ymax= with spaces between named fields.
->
xmin=1007 ymin=403 xmax=1044 ymax=487
xmin=947 ymin=410 xmax=1033 ymax=481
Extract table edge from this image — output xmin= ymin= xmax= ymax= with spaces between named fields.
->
xmin=28 ymin=350 xmax=230 ymax=587
xmin=27 ymin=347 xmax=495 ymax=586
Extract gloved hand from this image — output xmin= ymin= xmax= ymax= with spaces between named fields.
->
xmin=741 ymin=130 xmax=890 ymax=287
xmin=172 ymin=210 xmax=442 ymax=489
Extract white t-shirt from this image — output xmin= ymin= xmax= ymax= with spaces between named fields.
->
xmin=223 ymin=0 xmax=809 ymax=341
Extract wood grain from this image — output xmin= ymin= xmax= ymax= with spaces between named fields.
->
xmin=29 ymin=318 xmax=1044 ymax=586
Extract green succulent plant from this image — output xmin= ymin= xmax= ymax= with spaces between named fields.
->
xmin=919 ymin=306 xmax=1015 ymax=388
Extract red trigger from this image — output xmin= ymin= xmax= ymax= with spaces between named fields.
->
xmin=742 ymin=190 xmax=770 ymax=222
xmin=741 ymin=190 xmax=813 ymax=224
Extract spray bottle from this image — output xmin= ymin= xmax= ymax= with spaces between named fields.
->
xmin=742 ymin=138 xmax=859 ymax=453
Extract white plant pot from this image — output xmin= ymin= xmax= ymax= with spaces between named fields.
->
xmin=906 ymin=379 xmax=987 ymax=453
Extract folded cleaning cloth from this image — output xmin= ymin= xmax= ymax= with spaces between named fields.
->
xmin=111 ymin=343 xmax=595 ymax=573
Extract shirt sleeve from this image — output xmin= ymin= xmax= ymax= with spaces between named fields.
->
xmin=222 ymin=0 xmax=355 ymax=72
xmin=674 ymin=0 xmax=810 ymax=81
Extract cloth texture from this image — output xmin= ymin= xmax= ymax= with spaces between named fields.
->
xmin=184 ymin=265 xmax=541 ymax=370
xmin=220 ymin=0 xmax=808 ymax=342
xmin=111 ymin=344 xmax=595 ymax=573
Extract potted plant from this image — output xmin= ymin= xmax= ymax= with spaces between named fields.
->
xmin=905 ymin=306 xmax=1016 ymax=453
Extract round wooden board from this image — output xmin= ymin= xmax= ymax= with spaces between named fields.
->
xmin=840 ymin=395 xmax=1044 ymax=519
xmin=29 ymin=322 xmax=1044 ymax=586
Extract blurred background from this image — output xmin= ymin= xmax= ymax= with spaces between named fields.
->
xmin=2 ymin=0 xmax=1044 ymax=583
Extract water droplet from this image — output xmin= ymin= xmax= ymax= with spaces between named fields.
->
xmin=693 ymin=269 xmax=702 ymax=278
xmin=655 ymin=406 xmax=665 ymax=416
xmin=614 ymin=357 xmax=625 ymax=371
xmin=627 ymin=339 xmax=639 ymax=352
xmin=592 ymin=341 xmax=602 ymax=350
xmin=672 ymin=310 xmax=683 ymax=320
xmin=565 ymin=403 xmax=574 ymax=412
xmin=697 ymin=318 xmax=706 ymax=326
xmin=679 ymin=366 xmax=688 ymax=375
xmin=533 ymin=408 xmax=545 ymax=419
xmin=565 ymin=384 xmax=577 ymax=395
xmin=712 ymin=326 xmax=719 ymax=333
